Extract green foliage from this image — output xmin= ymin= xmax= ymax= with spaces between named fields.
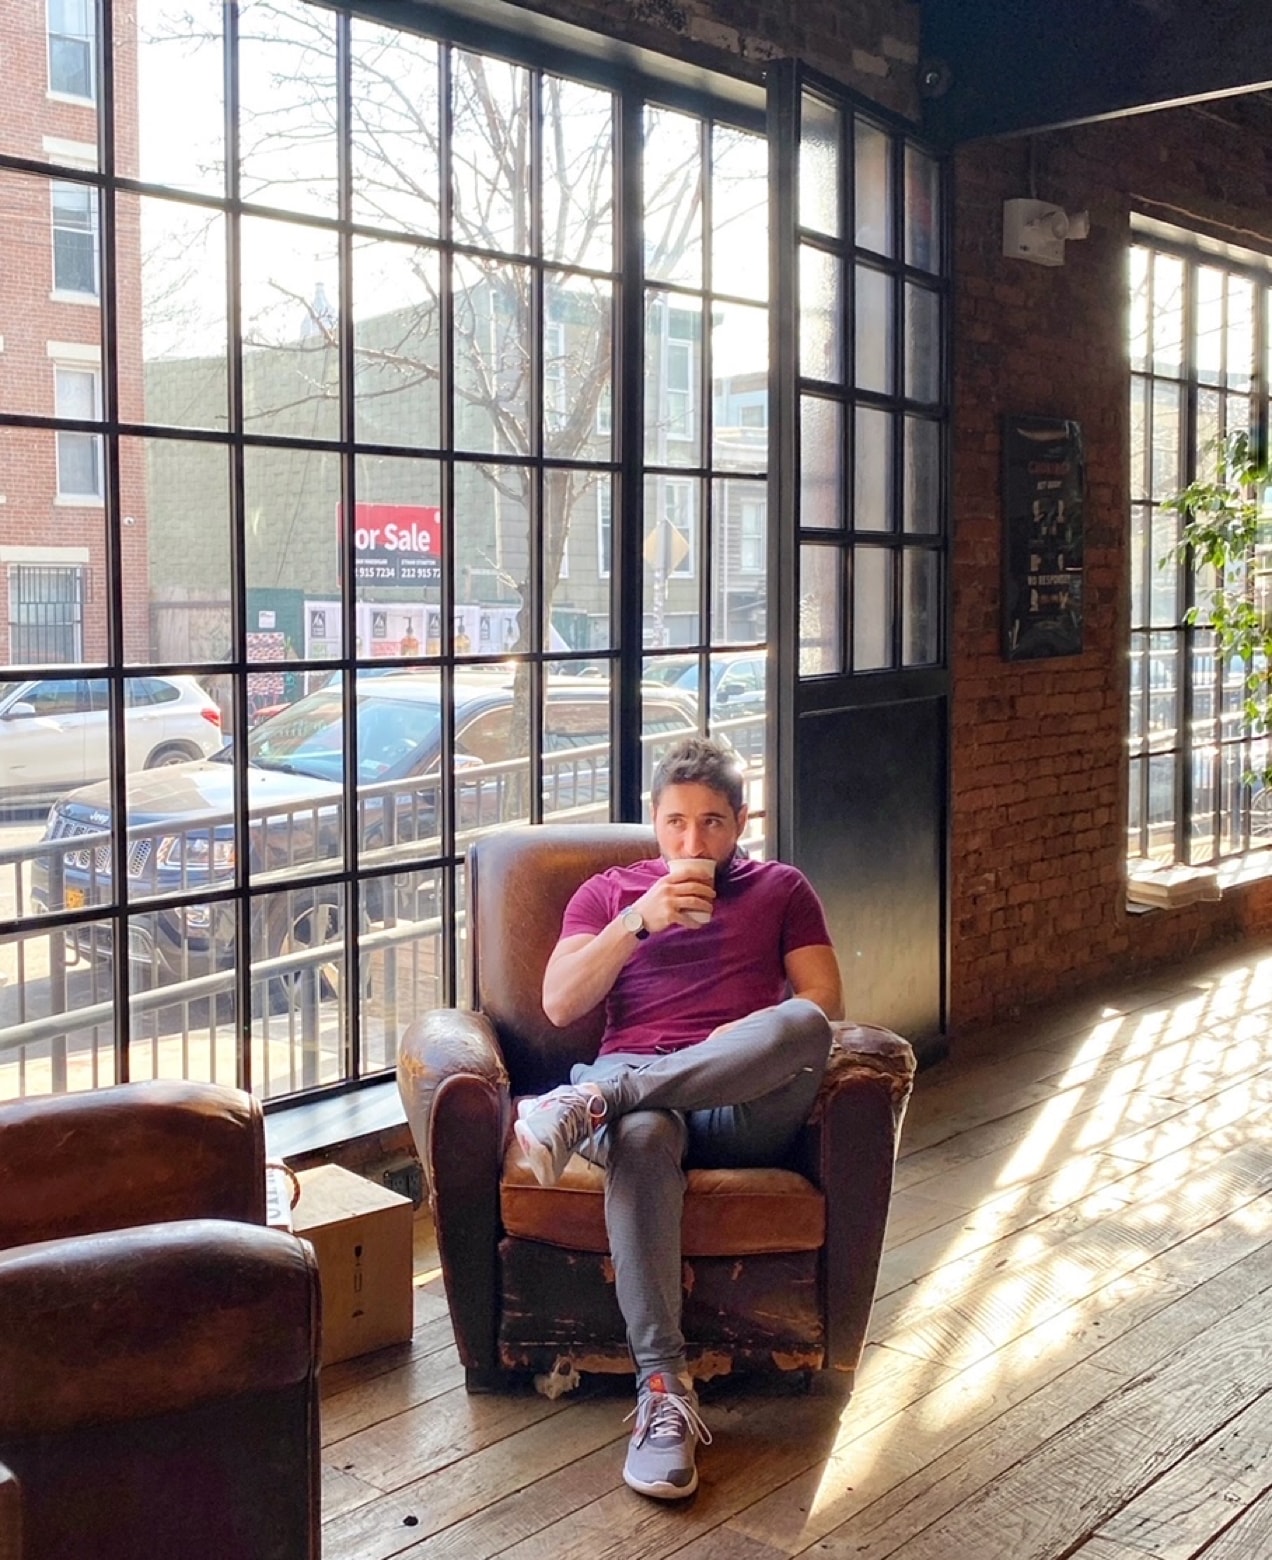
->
xmin=1165 ymin=431 xmax=1272 ymax=755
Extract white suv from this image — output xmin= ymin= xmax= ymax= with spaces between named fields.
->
xmin=0 ymin=675 xmax=223 ymax=806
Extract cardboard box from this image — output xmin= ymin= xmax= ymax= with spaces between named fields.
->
xmin=292 ymin=1164 xmax=415 ymax=1365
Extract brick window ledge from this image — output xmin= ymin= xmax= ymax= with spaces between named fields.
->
xmin=1127 ymin=850 xmax=1272 ymax=911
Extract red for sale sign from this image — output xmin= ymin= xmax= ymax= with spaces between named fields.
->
xmin=337 ymin=502 xmax=441 ymax=585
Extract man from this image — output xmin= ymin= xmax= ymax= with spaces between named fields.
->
xmin=515 ymin=736 xmax=844 ymax=1500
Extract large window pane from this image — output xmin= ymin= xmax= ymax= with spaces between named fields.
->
xmin=644 ymin=477 xmax=699 ymax=647
xmin=454 ymin=256 xmax=532 ymax=457
xmin=350 ymin=20 xmax=440 ymax=235
xmin=713 ymin=478 xmax=766 ymax=645
xmin=546 ymin=274 xmax=612 ymax=463
xmin=799 ymin=92 xmax=840 ymax=238
xmin=544 ymin=77 xmax=614 ymax=273
xmin=905 ymin=145 xmax=940 ymax=273
xmin=854 ymin=407 xmax=892 ymax=532
xmin=800 ymin=397 xmax=842 ymax=530
xmin=240 ymin=218 xmax=341 ymax=441
xmin=644 ymin=108 xmax=703 ymax=289
xmin=351 ymin=239 xmax=441 ymax=451
xmin=853 ymin=546 xmax=892 ymax=670
xmin=712 ymin=302 xmax=767 ymax=472
xmin=645 ymin=295 xmax=702 ymax=466
xmin=122 ymin=193 xmax=229 ymax=432
xmin=712 ymin=128 xmax=767 ymax=301
xmin=855 ymin=266 xmax=893 ymax=394
xmin=904 ymin=416 xmax=940 ymax=534
xmin=546 ymin=468 xmax=611 ymax=653
xmin=903 ymin=548 xmax=940 ymax=666
xmin=800 ymin=245 xmax=841 ymax=383
xmin=128 ymin=0 xmax=225 ymax=194
xmin=854 ymin=119 xmax=892 ymax=256
xmin=126 ymin=437 xmax=232 ymax=665
xmin=452 ymin=51 xmax=530 ymax=253
xmin=237 ymin=0 xmax=338 ymax=218
xmin=799 ymin=545 xmax=841 ymax=676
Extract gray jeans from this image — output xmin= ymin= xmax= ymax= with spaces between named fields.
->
xmin=570 ymin=996 xmax=832 ymax=1388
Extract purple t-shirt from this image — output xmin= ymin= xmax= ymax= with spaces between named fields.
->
xmin=560 ymin=854 xmax=833 ymax=1056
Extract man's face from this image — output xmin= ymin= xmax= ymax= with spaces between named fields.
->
xmin=653 ymin=781 xmax=746 ymax=865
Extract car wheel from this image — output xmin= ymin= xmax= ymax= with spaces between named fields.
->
xmin=262 ymin=895 xmax=343 ymax=1016
xmin=145 ymin=743 xmax=198 ymax=767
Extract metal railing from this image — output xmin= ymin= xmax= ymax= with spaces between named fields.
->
xmin=1 ymin=715 xmax=765 ymax=1103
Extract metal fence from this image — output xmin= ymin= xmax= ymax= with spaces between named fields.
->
xmin=0 ymin=714 xmax=764 ymax=1103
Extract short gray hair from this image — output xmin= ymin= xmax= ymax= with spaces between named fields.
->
xmin=650 ymin=736 xmax=744 ymax=815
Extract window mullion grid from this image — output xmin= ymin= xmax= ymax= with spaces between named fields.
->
xmin=528 ymin=67 xmax=545 ymax=824
xmin=1179 ymin=257 xmax=1198 ymax=863
xmin=224 ymin=0 xmax=253 ymax=1091
xmin=97 ymin=0 xmax=132 ymax=1086
xmin=335 ymin=11 xmax=360 ymax=1085
xmin=439 ymin=42 xmax=460 ymax=1003
xmin=616 ymin=91 xmax=645 ymax=822
xmin=890 ymin=129 xmax=905 ymax=671
xmin=699 ymin=116 xmax=713 ymax=714
xmin=842 ymin=104 xmax=854 ymax=676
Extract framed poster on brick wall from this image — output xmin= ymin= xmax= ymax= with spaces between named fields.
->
xmin=1002 ymin=416 xmax=1085 ymax=660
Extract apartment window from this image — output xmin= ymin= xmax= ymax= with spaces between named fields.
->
xmin=8 ymin=565 xmax=87 ymax=663
xmin=54 ymin=365 xmax=102 ymax=497
xmin=1128 ymin=234 xmax=1272 ymax=866
xmin=51 ymin=181 xmax=99 ymax=296
xmin=48 ymin=0 xmax=95 ymax=99
xmin=739 ymin=498 xmax=765 ymax=572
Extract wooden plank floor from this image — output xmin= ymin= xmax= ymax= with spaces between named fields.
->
xmin=318 ymin=941 xmax=1272 ymax=1559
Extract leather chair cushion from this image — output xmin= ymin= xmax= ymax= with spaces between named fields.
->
xmin=500 ymin=1134 xmax=825 ymax=1256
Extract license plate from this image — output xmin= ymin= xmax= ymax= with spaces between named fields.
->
xmin=65 ymin=887 xmax=85 ymax=910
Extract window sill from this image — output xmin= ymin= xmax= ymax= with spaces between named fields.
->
xmin=1127 ymin=849 xmax=1272 ymax=911
xmin=263 ymin=1075 xmax=404 ymax=1163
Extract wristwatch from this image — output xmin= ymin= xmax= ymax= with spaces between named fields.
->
xmin=620 ymin=906 xmax=650 ymax=940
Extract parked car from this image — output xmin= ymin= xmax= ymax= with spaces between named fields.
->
xmin=0 ymin=675 xmax=223 ymax=808
xmin=30 ymin=671 xmax=707 ymax=1000
xmin=642 ymin=652 xmax=766 ymax=761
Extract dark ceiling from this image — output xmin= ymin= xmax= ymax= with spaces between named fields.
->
xmin=918 ymin=0 xmax=1272 ymax=145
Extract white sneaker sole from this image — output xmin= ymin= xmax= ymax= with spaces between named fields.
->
xmin=623 ymin=1463 xmax=698 ymax=1499
xmin=513 ymin=1117 xmax=559 ymax=1187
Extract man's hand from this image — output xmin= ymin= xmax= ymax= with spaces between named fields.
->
xmin=633 ymin=870 xmax=716 ymax=934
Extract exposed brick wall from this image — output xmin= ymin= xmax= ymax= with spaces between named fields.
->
xmin=495 ymin=0 xmax=922 ymax=118
xmin=0 ymin=1 xmax=148 ymax=663
xmin=950 ymin=106 xmax=1272 ymax=1033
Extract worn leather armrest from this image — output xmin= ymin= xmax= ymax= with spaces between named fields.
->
xmin=810 ymin=1022 xmax=917 ymax=1131
xmin=795 ymin=1022 xmax=917 ymax=1371
xmin=0 ymin=1081 xmax=266 ymax=1253
xmin=0 ymin=1221 xmax=320 ymax=1438
xmin=397 ymin=1008 xmax=510 ymax=1373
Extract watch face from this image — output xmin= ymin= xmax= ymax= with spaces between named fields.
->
xmin=622 ymin=908 xmax=643 ymax=933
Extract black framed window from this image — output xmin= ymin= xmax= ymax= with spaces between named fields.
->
xmin=792 ymin=88 xmax=946 ymax=681
xmin=0 ymin=0 xmax=773 ymax=1105
xmin=1128 ymin=232 xmax=1272 ymax=865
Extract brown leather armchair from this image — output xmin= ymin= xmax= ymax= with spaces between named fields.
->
xmin=0 ymin=1080 xmax=322 ymax=1560
xmin=398 ymin=824 xmax=916 ymax=1393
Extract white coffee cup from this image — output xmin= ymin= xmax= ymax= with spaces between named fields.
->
xmin=667 ymin=856 xmax=717 ymax=925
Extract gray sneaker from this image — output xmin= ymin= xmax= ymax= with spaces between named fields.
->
xmin=622 ymin=1373 xmax=712 ymax=1500
xmin=514 ymin=1085 xmax=606 ymax=1186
